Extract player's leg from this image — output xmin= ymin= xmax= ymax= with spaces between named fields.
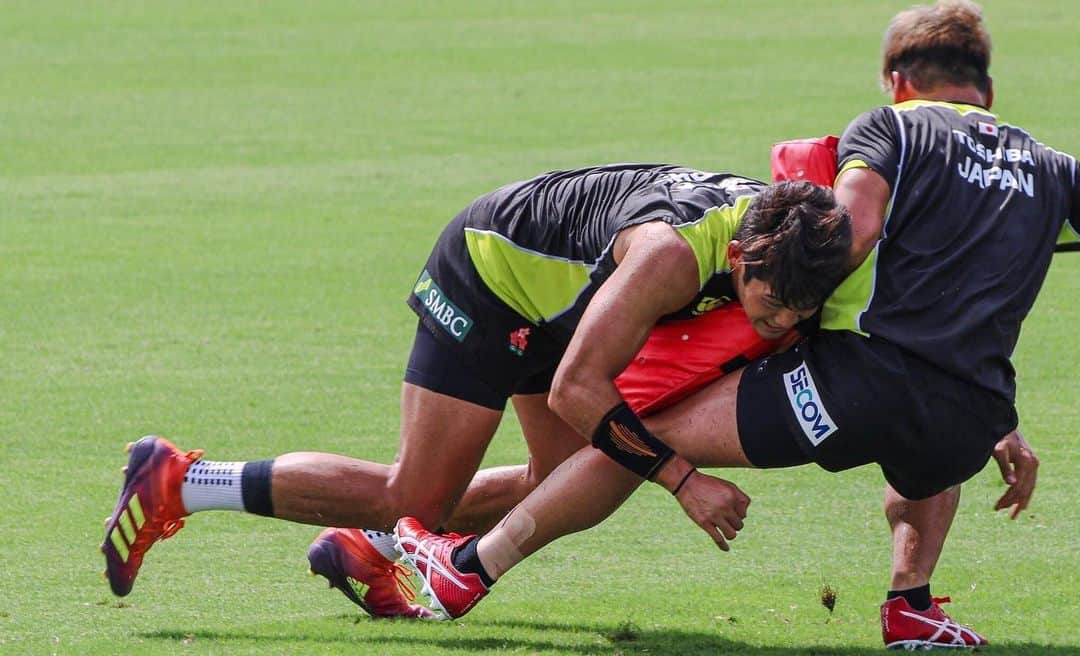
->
xmin=274 ymin=382 xmax=503 ymax=531
xmin=306 ymin=323 xmax=592 ymax=616
xmin=394 ymin=445 xmax=643 ymax=618
xmin=474 ymin=446 xmax=642 ymax=577
xmin=102 ymin=322 xmax=508 ymax=597
xmin=309 ymin=389 xmax=588 ymax=618
xmin=885 ymin=483 xmax=960 ymax=594
xmin=467 ymin=371 xmax=756 ymax=581
xmin=879 ymin=483 xmax=986 ymax=648
xmin=445 ymin=391 xmax=587 ymax=534
xmin=394 ymin=370 xmax=765 ymax=618
xmin=103 ymin=381 xmax=504 ymax=597
xmin=440 ymin=464 xmax=529 ymax=533
xmin=315 ymin=391 xmax=576 ymax=577
xmin=300 ymin=381 xmax=505 ymax=619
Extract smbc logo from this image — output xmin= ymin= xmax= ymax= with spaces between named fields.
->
xmin=414 ymin=270 xmax=473 ymax=342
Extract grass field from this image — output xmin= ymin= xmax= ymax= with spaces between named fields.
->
xmin=2 ymin=2 xmax=1078 ymax=654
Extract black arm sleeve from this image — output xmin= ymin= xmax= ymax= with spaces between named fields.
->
xmin=837 ymin=107 xmax=902 ymax=188
xmin=1068 ymin=156 xmax=1080 ymax=238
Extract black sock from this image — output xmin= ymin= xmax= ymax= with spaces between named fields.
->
xmin=240 ymin=459 xmax=275 ymax=517
xmin=888 ymin=583 xmax=931 ymax=611
xmin=451 ymin=536 xmax=495 ymax=588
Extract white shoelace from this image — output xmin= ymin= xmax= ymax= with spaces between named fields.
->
xmin=898 ymin=609 xmax=981 ymax=646
xmin=395 ymin=533 xmax=470 ymax=619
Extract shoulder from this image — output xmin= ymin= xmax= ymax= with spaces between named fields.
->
xmin=841 ymin=106 xmax=898 ymax=141
xmin=613 ymin=220 xmax=694 ymax=264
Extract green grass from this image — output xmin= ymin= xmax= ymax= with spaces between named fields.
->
xmin=2 ymin=1 xmax=1078 ymax=654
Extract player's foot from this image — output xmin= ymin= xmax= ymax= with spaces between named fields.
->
xmin=394 ymin=517 xmax=489 ymax=619
xmin=882 ymin=596 xmax=988 ymax=649
xmin=101 ymin=435 xmax=203 ymax=596
xmin=307 ymin=528 xmax=437 ymax=619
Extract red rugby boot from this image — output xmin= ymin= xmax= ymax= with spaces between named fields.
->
xmin=393 ymin=517 xmax=489 ymax=619
xmin=101 ymin=436 xmax=203 ymax=596
xmin=307 ymin=528 xmax=436 ymax=619
xmin=882 ymin=596 xmax=988 ymax=649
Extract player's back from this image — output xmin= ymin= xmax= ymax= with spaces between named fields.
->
xmin=830 ymin=100 xmax=1080 ymax=400
xmin=463 ymin=163 xmax=760 ymax=262
xmin=456 ymin=164 xmax=765 ymax=341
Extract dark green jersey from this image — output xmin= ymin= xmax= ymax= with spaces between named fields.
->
xmin=460 ymin=163 xmax=765 ymax=342
xmin=827 ymin=100 xmax=1080 ymax=400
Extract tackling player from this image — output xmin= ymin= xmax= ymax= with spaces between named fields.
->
xmin=394 ymin=2 xmax=1067 ymax=649
xmin=101 ymin=166 xmax=851 ymax=612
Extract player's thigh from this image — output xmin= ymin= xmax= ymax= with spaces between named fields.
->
xmin=394 ymin=382 xmax=504 ymax=512
xmin=511 ymin=392 xmax=588 ymax=479
xmin=647 ymin=345 xmax=818 ymax=470
xmin=644 ymin=368 xmax=757 ymax=468
xmin=394 ymin=323 xmax=510 ymax=514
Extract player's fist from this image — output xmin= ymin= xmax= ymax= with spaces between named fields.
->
xmin=674 ymin=471 xmax=751 ymax=551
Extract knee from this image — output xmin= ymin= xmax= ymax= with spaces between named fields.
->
xmin=384 ymin=466 xmax=457 ymax=529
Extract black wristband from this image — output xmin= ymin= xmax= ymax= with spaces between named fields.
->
xmin=591 ymin=401 xmax=675 ymax=480
xmin=671 ymin=468 xmax=695 ymax=496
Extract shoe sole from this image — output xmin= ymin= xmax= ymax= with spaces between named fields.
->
xmin=102 ymin=436 xmax=163 ymax=596
xmin=886 ymin=639 xmax=977 ymax=650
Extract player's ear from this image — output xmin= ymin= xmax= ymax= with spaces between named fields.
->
xmin=891 ymin=71 xmax=913 ymax=103
xmin=726 ymin=240 xmax=743 ymax=269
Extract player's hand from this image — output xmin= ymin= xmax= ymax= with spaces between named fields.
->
xmin=673 ymin=471 xmax=750 ymax=551
xmin=992 ymin=429 xmax=1038 ymax=519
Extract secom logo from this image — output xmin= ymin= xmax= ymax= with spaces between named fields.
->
xmin=784 ymin=363 xmax=837 ymax=446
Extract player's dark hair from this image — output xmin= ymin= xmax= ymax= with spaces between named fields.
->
xmin=735 ymin=181 xmax=852 ymax=311
xmin=882 ymin=0 xmax=991 ymax=94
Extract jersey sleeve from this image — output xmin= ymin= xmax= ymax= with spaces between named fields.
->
xmin=837 ymin=107 xmax=902 ymax=188
xmin=1067 ymin=156 xmax=1080 ymax=240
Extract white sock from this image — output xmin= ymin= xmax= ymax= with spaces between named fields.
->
xmin=180 ymin=460 xmax=246 ymax=513
xmin=362 ymin=529 xmax=400 ymax=562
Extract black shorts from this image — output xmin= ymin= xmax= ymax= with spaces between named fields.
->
xmin=735 ymin=330 xmax=1017 ymax=500
xmin=403 ymin=210 xmax=565 ymax=410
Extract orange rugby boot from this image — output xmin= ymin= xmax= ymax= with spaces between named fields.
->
xmin=307 ymin=528 xmax=436 ymax=619
xmin=101 ymin=435 xmax=202 ymax=596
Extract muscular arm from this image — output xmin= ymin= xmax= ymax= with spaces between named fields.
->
xmin=548 ymin=221 xmax=751 ymax=547
xmin=833 ymin=166 xmax=891 ymax=266
xmin=547 ymin=220 xmax=700 ymax=438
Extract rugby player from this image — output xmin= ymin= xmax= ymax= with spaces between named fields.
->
xmin=395 ymin=2 xmax=1069 ymax=649
xmin=101 ymin=167 xmax=852 ymax=615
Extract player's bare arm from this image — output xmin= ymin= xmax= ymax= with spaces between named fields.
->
xmin=550 ymin=220 xmax=753 ymax=550
xmin=547 ymin=220 xmax=700 ymax=435
xmin=833 ymin=166 xmax=889 ymax=264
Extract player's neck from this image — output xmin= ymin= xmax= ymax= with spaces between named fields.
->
xmin=894 ymin=84 xmax=990 ymax=109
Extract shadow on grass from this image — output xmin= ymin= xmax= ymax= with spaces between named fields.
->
xmin=142 ymin=618 xmax=1079 ymax=655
